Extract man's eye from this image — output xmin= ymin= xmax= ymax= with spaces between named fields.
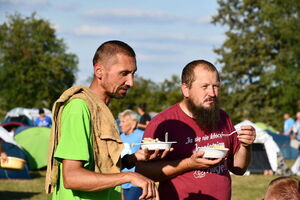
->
xmin=121 ymin=72 xmax=129 ymax=76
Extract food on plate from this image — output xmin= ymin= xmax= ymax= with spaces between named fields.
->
xmin=140 ymin=138 xmax=176 ymax=150
xmin=211 ymin=144 xmax=225 ymax=149
xmin=142 ymin=138 xmax=161 ymax=143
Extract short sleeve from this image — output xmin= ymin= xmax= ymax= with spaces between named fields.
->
xmin=54 ymin=98 xmax=92 ymax=167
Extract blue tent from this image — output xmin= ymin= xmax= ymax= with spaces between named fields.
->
xmin=265 ymin=130 xmax=299 ymax=159
xmin=14 ymin=126 xmax=32 ymax=136
xmin=0 ymin=142 xmax=31 ymax=179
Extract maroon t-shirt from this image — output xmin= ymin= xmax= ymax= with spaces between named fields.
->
xmin=144 ymin=103 xmax=240 ymax=200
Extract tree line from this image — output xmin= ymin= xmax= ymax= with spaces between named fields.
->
xmin=1 ymin=0 xmax=299 ymax=131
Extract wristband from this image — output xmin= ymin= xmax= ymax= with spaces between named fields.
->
xmin=122 ymin=154 xmax=137 ymax=169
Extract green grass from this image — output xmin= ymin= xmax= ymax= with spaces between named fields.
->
xmin=0 ymin=160 xmax=298 ymax=200
xmin=0 ymin=170 xmax=51 ymax=200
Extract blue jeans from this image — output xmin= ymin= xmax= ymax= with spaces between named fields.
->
xmin=123 ymin=187 xmax=142 ymax=200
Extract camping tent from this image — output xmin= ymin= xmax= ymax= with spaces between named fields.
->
xmin=0 ymin=126 xmax=18 ymax=146
xmin=255 ymin=122 xmax=279 ymax=134
xmin=0 ymin=121 xmax=26 ymax=132
xmin=264 ymin=130 xmax=298 ymax=159
xmin=255 ymin=122 xmax=299 ymax=159
xmin=14 ymin=127 xmax=50 ymax=170
xmin=291 ymin=156 xmax=300 ymax=175
xmin=235 ymin=120 xmax=280 ymax=174
xmin=0 ymin=142 xmax=31 ymax=179
xmin=3 ymin=107 xmax=52 ymax=126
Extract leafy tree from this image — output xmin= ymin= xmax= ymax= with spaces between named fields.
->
xmin=109 ymin=75 xmax=182 ymax=118
xmin=0 ymin=13 xmax=78 ymax=113
xmin=213 ymin=0 xmax=300 ymax=130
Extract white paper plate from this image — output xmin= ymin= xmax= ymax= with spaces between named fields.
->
xmin=198 ymin=147 xmax=229 ymax=158
xmin=141 ymin=142 xmax=177 ymax=150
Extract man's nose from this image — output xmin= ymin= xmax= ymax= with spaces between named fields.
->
xmin=126 ymin=74 xmax=134 ymax=87
xmin=208 ymin=86 xmax=217 ymax=96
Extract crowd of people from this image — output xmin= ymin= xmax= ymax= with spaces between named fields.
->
xmin=40 ymin=40 xmax=297 ymax=200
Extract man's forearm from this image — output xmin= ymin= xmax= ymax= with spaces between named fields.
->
xmin=63 ymin=159 xmax=137 ymax=191
xmin=231 ymin=145 xmax=251 ymax=175
xmin=136 ymin=158 xmax=190 ymax=182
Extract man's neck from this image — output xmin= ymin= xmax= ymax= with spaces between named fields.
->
xmin=179 ymin=100 xmax=194 ymax=119
xmin=89 ymin=83 xmax=111 ymax=105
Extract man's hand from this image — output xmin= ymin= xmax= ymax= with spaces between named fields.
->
xmin=0 ymin=152 xmax=8 ymax=162
xmin=135 ymin=148 xmax=173 ymax=161
xmin=237 ymin=125 xmax=256 ymax=147
xmin=125 ymin=172 xmax=159 ymax=200
xmin=185 ymin=151 xmax=223 ymax=170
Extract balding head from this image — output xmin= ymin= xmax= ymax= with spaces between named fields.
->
xmin=181 ymin=60 xmax=220 ymax=88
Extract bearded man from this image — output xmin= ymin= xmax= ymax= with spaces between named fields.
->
xmin=136 ymin=59 xmax=256 ymax=200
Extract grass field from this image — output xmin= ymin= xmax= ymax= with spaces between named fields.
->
xmin=0 ymin=160 xmax=298 ymax=200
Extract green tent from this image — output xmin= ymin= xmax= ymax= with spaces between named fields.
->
xmin=255 ymin=122 xmax=279 ymax=133
xmin=15 ymin=127 xmax=50 ymax=170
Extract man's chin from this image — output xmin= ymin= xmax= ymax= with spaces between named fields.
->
xmin=107 ymin=92 xmax=127 ymax=99
xmin=113 ymin=93 xmax=127 ymax=99
xmin=202 ymin=104 xmax=215 ymax=111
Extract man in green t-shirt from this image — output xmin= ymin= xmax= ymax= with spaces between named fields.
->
xmin=47 ymin=40 xmax=172 ymax=200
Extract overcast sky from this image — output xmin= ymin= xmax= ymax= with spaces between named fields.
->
xmin=0 ymin=0 xmax=226 ymax=85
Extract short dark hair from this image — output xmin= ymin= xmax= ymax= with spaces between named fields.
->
xmin=181 ymin=60 xmax=219 ymax=88
xmin=92 ymin=40 xmax=136 ymax=66
xmin=38 ymin=108 xmax=45 ymax=114
xmin=138 ymin=103 xmax=147 ymax=112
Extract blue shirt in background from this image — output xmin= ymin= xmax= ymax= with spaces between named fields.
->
xmin=120 ymin=129 xmax=144 ymax=189
xmin=34 ymin=116 xmax=52 ymax=128
xmin=284 ymin=118 xmax=295 ymax=135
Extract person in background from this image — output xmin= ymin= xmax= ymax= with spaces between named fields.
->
xmin=34 ymin=108 xmax=52 ymax=128
xmin=136 ymin=59 xmax=256 ymax=200
xmin=289 ymin=112 xmax=300 ymax=142
xmin=119 ymin=109 xmax=144 ymax=200
xmin=136 ymin=103 xmax=151 ymax=131
xmin=260 ymin=176 xmax=300 ymax=200
xmin=283 ymin=113 xmax=295 ymax=136
xmin=45 ymin=40 xmax=171 ymax=200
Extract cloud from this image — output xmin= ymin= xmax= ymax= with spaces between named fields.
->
xmin=133 ymin=32 xmax=224 ymax=46
xmin=0 ymin=0 xmax=50 ymax=11
xmin=56 ymin=2 xmax=80 ymax=11
xmin=69 ymin=24 xmax=224 ymax=46
xmin=72 ymin=25 xmax=121 ymax=36
xmin=0 ymin=0 xmax=49 ymax=5
xmin=81 ymin=8 xmax=210 ymax=25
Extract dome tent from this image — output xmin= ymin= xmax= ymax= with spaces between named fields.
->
xmin=14 ymin=127 xmax=50 ymax=170
xmin=235 ymin=120 xmax=280 ymax=174
xmin=0 ymin=142 xmax=31 ymax=179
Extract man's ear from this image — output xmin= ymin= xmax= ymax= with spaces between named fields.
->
xmin=181 ymin=83 xmax=190 ymax=98
xmin=94 ymin=63 xmax=103 ymax=79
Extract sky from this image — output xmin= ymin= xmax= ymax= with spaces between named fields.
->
xmin=0 ymin=0 xmax=226 ymax=85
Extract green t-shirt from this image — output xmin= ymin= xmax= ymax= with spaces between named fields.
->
xmin=52 ymin=99 xmax=121 ymax=200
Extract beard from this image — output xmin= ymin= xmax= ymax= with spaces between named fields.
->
xmin=186 ymin=97 xmax=220 ymax=130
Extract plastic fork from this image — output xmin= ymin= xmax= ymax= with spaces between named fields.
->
xmin=221 ymin=129 xmax=239 ymax=137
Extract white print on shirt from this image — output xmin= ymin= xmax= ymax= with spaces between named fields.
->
xmin=193 ymin=163 xmax=226 ymax=178
xmin=185 ymin=131 xmax=224 ymax=144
